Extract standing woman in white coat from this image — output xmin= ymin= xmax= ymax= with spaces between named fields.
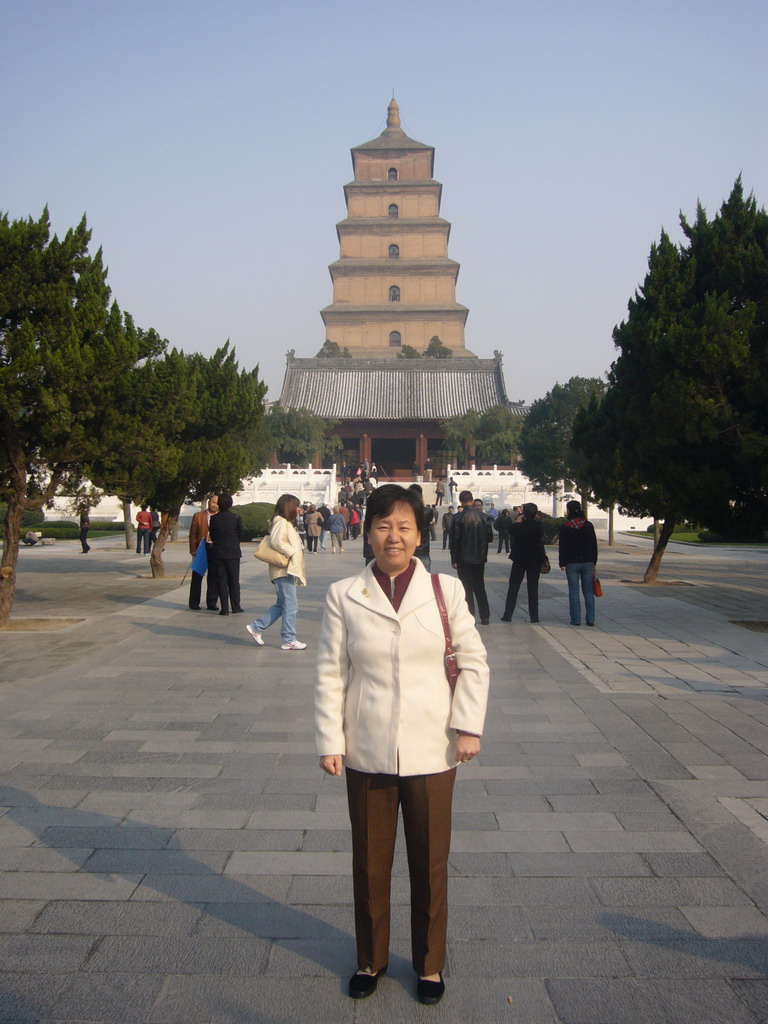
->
xmin=315 ymin=484 xmax=489 ymax=1005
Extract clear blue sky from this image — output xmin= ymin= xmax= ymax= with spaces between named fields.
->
xmin=3 ymin=0 xmax=766 ymax=405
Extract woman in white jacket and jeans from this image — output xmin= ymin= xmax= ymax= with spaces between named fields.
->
xmin=315 ymin=484 xmax=489 ymax=1004
xmin=246 ymin=494 xmax=307 ymax=651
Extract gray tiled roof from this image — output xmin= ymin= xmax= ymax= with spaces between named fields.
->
xmin=353 ymin=127 xmax=432 ymax=152
xmin=278 ymin=356 xmax=521 ymax=421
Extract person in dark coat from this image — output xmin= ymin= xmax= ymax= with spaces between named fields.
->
xmin=558 ymin=499 xmax=598 ymax=626
xmin=208 ymin=493 xmax=243 ymax=616
xmin=450 ymin=490 xmax=492 ymax=625
xmin=501 ymin=503 xmax=545 ymax=623
xmin=494 ymin=508 xmax=512 ymax=553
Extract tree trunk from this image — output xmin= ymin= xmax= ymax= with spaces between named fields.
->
xmin=608 ymin=506 xmax=615 ymax=547
xmin=643 ymin=516 xmax=676 ymax=583
xmin=122 ymin=500 xmax=135 ymax=550
xmin=149 ymin=506 xmax=180 ymax=578
xmin=0 ymin=497 xmax=24 ymax=627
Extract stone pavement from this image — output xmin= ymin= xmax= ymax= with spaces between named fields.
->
xmin=1 ymin=536 xmax=768 ymax=1022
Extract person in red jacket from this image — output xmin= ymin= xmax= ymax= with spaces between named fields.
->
xmin=135 ymin=506 xmax=152 ymax=555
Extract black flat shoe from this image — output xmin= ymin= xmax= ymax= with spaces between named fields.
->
xmin=219 ymin=611 xmax=229 ymax=616
xmin=348 ymin=966 xmax=386 ymax=999
xmin=480 ymin=618 xmax=490 ymax=626
xmin=500 ymin=615 xmax=512 ymax=622
xmin=417 ymin=974 xmax=445 ymax=1005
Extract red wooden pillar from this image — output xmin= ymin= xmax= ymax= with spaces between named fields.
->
xmin=417 ymin=432 xmax=427 ymax=471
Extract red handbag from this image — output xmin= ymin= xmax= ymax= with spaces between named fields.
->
xmin=431 ymin=574 xmax=459 ymax=693
xmin=593 ymin=576 xmax=603 ymax=597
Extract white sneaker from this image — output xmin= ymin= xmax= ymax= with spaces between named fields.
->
xmin=281 ymin=640 xmax=307 ymax=651
xmin=246 ymin=624 xmax=264 ymax=646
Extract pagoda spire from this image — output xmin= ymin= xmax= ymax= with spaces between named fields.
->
xmin=386 ymin=97 xmax=400 ymax=129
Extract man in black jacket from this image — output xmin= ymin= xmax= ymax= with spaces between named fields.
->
xmin=450 ymin=490 xmax=492 ymax=624
xmin=208 ymin=493 xmax=243 ymax=616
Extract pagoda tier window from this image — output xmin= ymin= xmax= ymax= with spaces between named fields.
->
xmin=388 ymin=244 xmax=400 ymax=259
xmin=389 ymin=331 xmax=401 ymax=346
xmin=388 ymin=204 xmax=399 ymax=219
xmin=388 ymin=167 xmax=398 ymax=180
xmin=389 ymin=285 xmax=400 ymax=302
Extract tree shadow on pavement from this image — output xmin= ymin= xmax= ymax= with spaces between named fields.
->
xmin=0 ymin=786 xmax=414 ymax=1022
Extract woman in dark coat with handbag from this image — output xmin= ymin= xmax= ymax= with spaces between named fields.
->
xmin=501 ymin=502 xmax=545 ymax=624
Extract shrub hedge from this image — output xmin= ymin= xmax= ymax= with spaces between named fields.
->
xmin=233 ymin=502 xmax=274 ymax=541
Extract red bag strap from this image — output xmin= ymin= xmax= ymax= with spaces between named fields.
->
xmin=431 ymin=574 xmax=458 ymax=693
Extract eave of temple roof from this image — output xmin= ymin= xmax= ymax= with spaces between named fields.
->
xmin=278 ymin=355 xmax=519 ymax=420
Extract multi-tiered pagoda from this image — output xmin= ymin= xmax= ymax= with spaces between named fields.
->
xmin=278 ymin=100 xmax=520 ymax=475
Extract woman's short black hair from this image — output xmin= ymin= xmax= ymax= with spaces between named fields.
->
xmin=523 ymin=502 xmax=538 ymax=519
xmin=363 ymin=484 xmax=424 ymax=536
xmin=566 ymin=499 xmax=582 ymax=518
xmin=218 ymin=493 xmax=233 ymax=512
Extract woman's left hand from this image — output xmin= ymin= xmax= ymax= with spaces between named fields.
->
xmin=455 ymin=733 xmax=481 ymax=763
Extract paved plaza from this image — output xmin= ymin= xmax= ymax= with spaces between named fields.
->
xmin=2 ymin=533 xmax=768 ymax=1022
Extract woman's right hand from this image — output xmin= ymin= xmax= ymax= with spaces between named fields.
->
xmin=319 ymin=754 xmax=343 ymax=777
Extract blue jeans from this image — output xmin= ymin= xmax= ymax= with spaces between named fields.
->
xmin=565 ymin=562 xmax=595 ymax=625
xmin=250 ymin=575 xmax=298 ymax=643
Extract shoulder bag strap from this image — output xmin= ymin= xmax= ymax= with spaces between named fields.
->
xmin=431 ymin=574 xmax=459 ymax=694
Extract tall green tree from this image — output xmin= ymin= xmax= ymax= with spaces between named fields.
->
xmin=264 ymin=406 xmax=340 ymax=466
xmin=575 ymin=180 xmax=768 ymax=581
xmin=0 ymin=208 xmax=160 ymax=623
xmin=475 ymin=406 xmax=525 ymax=466
xmin=440 ymin=410 xmax=481 ymax=468
xmin=518 ymin=377 xmax=606 ymax=499
xmin=145 ymin=345 xmax=268 ymax=577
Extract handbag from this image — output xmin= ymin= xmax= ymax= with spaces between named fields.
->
xmin=431 ymin=575 xmax=459 ymax=693
xmin=253 ymin=534 xmax=289 ymax=568
xmin=593 ymin=575 xmax=603 ymax=597
xmin=541 ymin=555 xmax=551 ymax=574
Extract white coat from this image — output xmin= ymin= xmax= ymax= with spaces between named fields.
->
xmin=315 ymin=559 xmax=489 ymax=776
xmin=267 ymin=516 xmax=306 ymax=586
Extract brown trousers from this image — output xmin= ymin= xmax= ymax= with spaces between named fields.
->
xmin=345 ymin=766 xmax=456 ymax=976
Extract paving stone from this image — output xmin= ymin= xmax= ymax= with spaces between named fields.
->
xmin=47 ymin=973 xmax=165 ymax=1022
xmin=546 ymin=978 xmax=760 ymax=1024
xmin=0 ymin=900 xmax=45 ymax=933
xmin=731 ymin=980 xmax=768 ymax=1023
xmin=83 ymin=934 xmax=272 ymax=975
xmin=30 ymin=899 xmax=202 ymax=936
xmin=148 ymin=975 xmax=356 ymax=1023
xmin=619 ymin=936 xmax=768 ymax=977
xmin=0 ymin=933 xmax=95 ymax=972
xmin=449 ymin=938 xmax=631 ymax=977
xmin=524 ymin=905 xmax=698 ymax=941
xmin=83 ymin=848 xmax=229 ymax=873
xmin=130 ymin=873 xmax=291 ymax=904
xmin=0 ymin=872 xmax=142 ymax=901
xmin=680 ymin=905 xmax=768 ymax=938
xmin=0 ymin=971 xmax=69 ymax=1022
xmin=507 ymin=852 xmax=651 ymax=877
xmin=591 ymin=877 xmax=756 ymax=906
xmin=565 ymin=831 xmax=703 ymax=853
xmin=642 ymin=852 xmax=728 ymax=877
xmin=449 ymin=830 xmax=569 ymax=853
xmin=39 ymin=825 xmax=174 ymax=849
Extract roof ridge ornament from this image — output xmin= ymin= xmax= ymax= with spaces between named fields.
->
xmin=387 ymin=97 xmax=400 ymax=129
